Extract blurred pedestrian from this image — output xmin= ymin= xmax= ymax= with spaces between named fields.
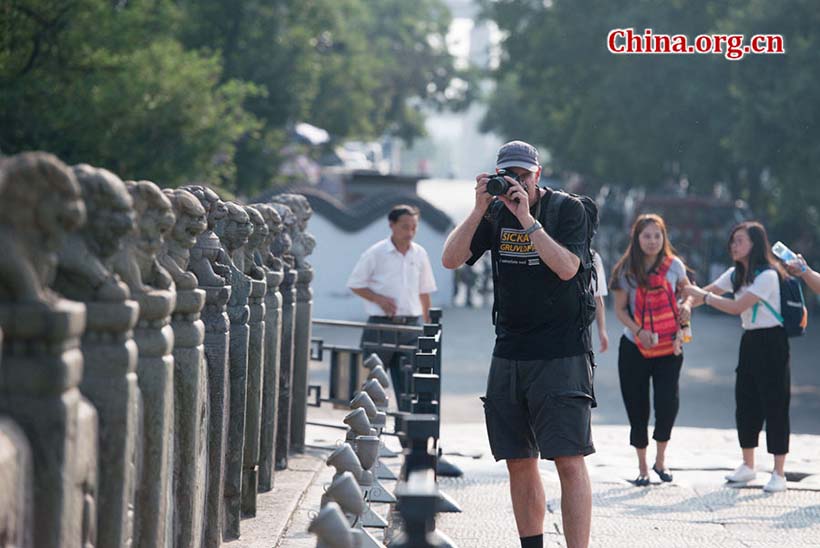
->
xmin=592 ymin=249 xmax=609 ymax=353
xmin=683 ymin=221 xmax=791 ymax=492
xmin=347 ymin=204 xmax=437 ymax=399
xmin=610 ymin=214 xmax=693 ymax=486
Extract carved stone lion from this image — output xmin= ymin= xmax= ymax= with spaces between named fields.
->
xmin=180 ymin=185 xmax=232 ymax=287
xmin=0 ymin=152 xmax=86 ymax=304
xmin=248 ymin=204 xmax=282 ymax=271
xmin=242 ymin=205 xmax=268 ymax=281
xmin=112 ymin=180 xmax=175 ymax=294
xmin=268 ymin=202 xmax=295 ymax=268
xmin=269 ymin=194 xmax=314 ymax=269
xmin=214 ymin=201 xmax=252 ymax=270
xmin=54 ymin=164 xmax=135 ymax=302
xmin=159 ymin=188 xmax=207 ymax=290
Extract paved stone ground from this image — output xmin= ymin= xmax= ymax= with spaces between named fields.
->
xmin=266 ymin=413 xmax=820 ymax=547
xmin=247 ymin=304 xmax=820 ymax=546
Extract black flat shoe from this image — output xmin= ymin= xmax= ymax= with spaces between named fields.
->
xmin=634 ymin=475 xmax=650 ymax=487
xmin=652 ymin=464 xmax=673 ymax=482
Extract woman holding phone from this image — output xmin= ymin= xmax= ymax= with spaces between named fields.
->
xmin=683 ymin=221 xmax=790 ymax=492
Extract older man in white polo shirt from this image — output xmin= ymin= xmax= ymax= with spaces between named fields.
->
xmin=347 ymin=204 xmax=437 ymax=398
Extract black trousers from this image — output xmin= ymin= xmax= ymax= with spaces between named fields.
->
xmin=360 ymin=316 xmax=420 ymax=402
xmin=736 ymin=326 xmax=790 ymax=455
xmin=618 ymin=336 xmax=683 ymax=449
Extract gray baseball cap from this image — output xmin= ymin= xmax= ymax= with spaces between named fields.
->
xmin=496 ymin=140 xmax=539 ymax=172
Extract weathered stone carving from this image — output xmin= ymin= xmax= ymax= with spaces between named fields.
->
xmin=270 ymin=194 xmax=315 ymax=269
xmin=250 ymin=204 xmax=284 ymax=491
xmin=114 ymin=179 xmax=177 ymax=548
xmin=161 ymin=188 xmax=209 ymax=548
xmin=0 ymin=152 xmax=86 ymax=305
xmin=240 ymin=205 xmax=268 ymax=516
xmin=214 ymin=201 xmax=253 ymax=539
xmin=54 ymin=164 xmax=134 ymax=302
xmin=0 ymin=152 xmax=97 ymax=548
xmin=180 ymin=186 xmax=232 ymax=547
xmin=56 ymin=164 xmax=141 ymax=548
xmin=269 ymin=202 xmax=297 ymax=470
xmin=270 ymin=195 xmax=315 ymax=452
xmin=112 ymin=180 xmax=175 ymax=294
xmin=181 ymin=185 xmax=232 ymax=287
xmin=251 ymin=204 xmax=282 ymax=271
xmin=242 ymin=205 xmax=268 ymax=281
xmin=160 ymin=188 xmax=208 ymax=290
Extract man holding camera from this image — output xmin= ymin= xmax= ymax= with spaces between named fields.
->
xmin=442 ymin=141 xmax=594 ymax=548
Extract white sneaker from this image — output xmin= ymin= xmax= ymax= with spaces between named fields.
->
xmin=763 ymin=472 xmax=787 ymax=492
xmin=725 ymin=463 xmax=757 ymax=482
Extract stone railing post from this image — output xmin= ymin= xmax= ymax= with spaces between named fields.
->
xmin=275 ymin=265 xmax=297 ymax=469
xmin=171 ymin=287 xmax=208 ymax=548
xmin=79 ymin=300 xmax=140 ymax=548
xmin=0 ymin=301 xmax=95 ymax=548
xmin=132 ymin=290 xmax=177 ymax=548
xmin=258 ymin=267 xmax=283 ymax=490
xmin=241 ymin=277 xmax=266 ymax=516
xmin=290 ymin=266 xmax=314 ymax=452
xmin=201 ymin=285 xmax=231 ymax=548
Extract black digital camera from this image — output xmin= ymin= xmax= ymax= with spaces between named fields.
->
xmin=486 ymin=169 xmax=521 ymax=196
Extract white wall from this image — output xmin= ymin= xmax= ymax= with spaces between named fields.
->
xmin=309 ymin=214 xmax=454 ymax=320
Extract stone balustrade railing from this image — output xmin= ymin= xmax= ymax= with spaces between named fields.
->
xmin=0 ymin=152 xmax=315 ymax=547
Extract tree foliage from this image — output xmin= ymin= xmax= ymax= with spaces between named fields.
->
xmin=1 ymin=0 xmax=470 ymax=194
xmin=481 ymin=0 xmax=820 ymax=251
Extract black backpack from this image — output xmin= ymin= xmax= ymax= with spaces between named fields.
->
xmin=486 ymin=188 xmax=599 ymax=333
xmin=733 ymin=266 xmax=808 ymax=337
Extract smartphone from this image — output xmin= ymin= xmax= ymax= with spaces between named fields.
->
xmin=772 ymin=241 xmax=806 ymax=271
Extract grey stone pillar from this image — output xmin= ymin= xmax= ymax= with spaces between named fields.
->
xmin=241 ymin=278 xmax=266 ymax=516
xmin=0 ymin=301 xmax=94 ymax=548
xmin=290 ymin=267 xmax=314 ymax=452
xmin=132 ymin=290 xmax=176 ymax=548
xmin=275 ymin=266 xmax=297 ymax=469
xmin=258 ymin=268 xmax=283 ymax=491
xmin=201 ymin=285 xmax=231 ymax=548
xmin=171 ymin=288 xmax=208 ymax=548
xmin=224 ymin=271 xmax=250 ymax=539
xmin=0 ymin=415 xmax=32 ymax=548
xmin=80 ymin=300 xmax=140 ymax=548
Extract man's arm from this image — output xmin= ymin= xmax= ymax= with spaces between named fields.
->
xmin=350 ymin=287 xmax=396 ymax=316
xmin=595 ymin=295 xmax=609 ymax=353
xmin=499 ymin=184 xmax=580 ymax=280
xmin=420 ymin=293 xmax=431 ymax=322
xmin=442 ymin=174 xmax=494 ymax=269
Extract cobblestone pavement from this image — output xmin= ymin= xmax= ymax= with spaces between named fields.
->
xmin=271 ymin=414 xmax=820 ymax=547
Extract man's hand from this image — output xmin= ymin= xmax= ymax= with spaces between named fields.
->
xmin=474 ymin=173 xmax=494 ymax=214
xmin=498 ymin=177 xmax=532 ymax=226
xmin=376 ymin=295 xmax=397 ymax=316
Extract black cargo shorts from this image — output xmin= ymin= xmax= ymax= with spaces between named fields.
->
xmin=480 ymin=354 xmax=596 ymax=461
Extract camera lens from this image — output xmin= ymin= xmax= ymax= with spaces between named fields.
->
xmin=486 ymin=176 xmax=510 ymax=196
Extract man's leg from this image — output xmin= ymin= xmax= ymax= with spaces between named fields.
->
xmin=506 ymin=457 xmax=545 ymax=537
xmin=554 ymin=455 xmax=591 ymax=548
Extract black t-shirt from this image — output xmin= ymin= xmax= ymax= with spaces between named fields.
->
xmin=467 ymin=189 xmax=591 ymax=360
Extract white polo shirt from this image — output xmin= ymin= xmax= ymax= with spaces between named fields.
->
xmin=347 ymin=238 xmax=437 ymax=317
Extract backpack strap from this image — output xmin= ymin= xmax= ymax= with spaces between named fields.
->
xmin=544 ymin=189 xmax=566 ymax=238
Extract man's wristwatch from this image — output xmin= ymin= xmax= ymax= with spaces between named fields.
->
xmin=523 ymin=220 xmax=542 ymax=236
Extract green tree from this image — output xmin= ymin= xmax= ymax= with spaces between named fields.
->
xmin=0 ymin=0 xmax=259 ymax=186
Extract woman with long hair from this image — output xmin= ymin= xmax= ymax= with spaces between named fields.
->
xmin=683 ymin=221 xmax=791 ymax=492
xmin=610 ymin=214 xmax=693 ymax=486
